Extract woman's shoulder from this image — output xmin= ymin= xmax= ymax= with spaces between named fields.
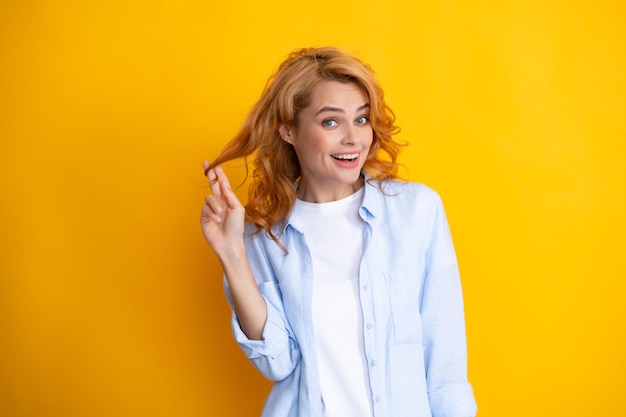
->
xmin=368 ymin=178 xmax=442 ymax=204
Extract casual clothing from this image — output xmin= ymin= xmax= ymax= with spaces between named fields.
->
xmin=225 ymin=177 xmax=477 ymax=417
xmin=291 ymin=188 xmax=372 ymax=417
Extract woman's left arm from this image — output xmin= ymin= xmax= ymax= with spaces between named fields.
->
xmin=421 ymin=194 xmax=478 ymax=417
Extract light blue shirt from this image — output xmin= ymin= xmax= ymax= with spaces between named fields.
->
xmin=225 ymin=177 xmax=477 ymax=417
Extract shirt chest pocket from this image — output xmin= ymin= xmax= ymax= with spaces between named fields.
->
xmin=384 ymin=269 xmax=424 ymax=345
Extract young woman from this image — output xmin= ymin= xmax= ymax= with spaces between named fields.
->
xmin=200 ymin=47 xmax=477 ymax=417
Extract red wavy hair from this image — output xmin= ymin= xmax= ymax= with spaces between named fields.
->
xmin=208 ymin=47 xmax=404 ymax=246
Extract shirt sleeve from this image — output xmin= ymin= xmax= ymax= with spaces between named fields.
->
xmin=222 ymin=232 xmax=302 ymax=382
xmin=421 ymin=193 xmax=478 ymax=417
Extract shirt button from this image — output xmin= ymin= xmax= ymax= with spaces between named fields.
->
xmin=370 ymin=360 xmax=377 ymax=367
xmin=374 ymin=396 xmax=381 ymax=403
xmin=363 ymin=284 xmax=369 ymax=291
xmin=366 ymin=323 xmax=373 ymax=329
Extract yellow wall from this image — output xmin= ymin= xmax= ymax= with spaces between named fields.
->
xmin=1 ymin=1 xmax=625 ymax=416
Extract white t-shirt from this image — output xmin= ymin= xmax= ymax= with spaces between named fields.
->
xmin=290 ymin=187 xmax=372 ymax=417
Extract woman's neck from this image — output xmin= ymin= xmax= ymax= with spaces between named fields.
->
xmin=296 ymin=175 xmax=365 ymax=203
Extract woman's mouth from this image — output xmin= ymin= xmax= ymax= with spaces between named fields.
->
xmin=331 ymin=153 xmax=359 ymax=163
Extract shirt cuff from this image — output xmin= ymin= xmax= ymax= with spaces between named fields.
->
xmin=429 ymin=382 xmax=477 ymax=417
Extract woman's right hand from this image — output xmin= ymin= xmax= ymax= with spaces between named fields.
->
xmin=200 ymin=161 xmax=267 ymax=341
xmin=200 ymin=161 xmax=246 ymax=258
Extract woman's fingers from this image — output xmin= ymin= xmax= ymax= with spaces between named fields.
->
xmin=203 ymin=194 xmax=223 ymax=222
xmin=213 ymin=166 xmax=243 ymax=210
xmin=201 ymin=161 xmax=243 ymax=225
xmin=212 ymin=165 xmax=231 ymax=191
xmin=207 ymin=168 xmax=222 ymax=200
xmin=221 ymin=181 xmax=243 ymax=212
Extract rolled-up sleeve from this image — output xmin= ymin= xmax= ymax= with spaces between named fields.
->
xmin=227 ymin=278 xmax=301 ymax=381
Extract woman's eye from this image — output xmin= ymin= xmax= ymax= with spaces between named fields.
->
xmin=322 ymin=119 xmax=338 ymax=127
xmin=355 ymin=116 xmax=369 ymax=125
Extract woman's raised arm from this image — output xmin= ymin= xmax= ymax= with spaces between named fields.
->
xmin=200 ymin=161 xmax=267 ymax=340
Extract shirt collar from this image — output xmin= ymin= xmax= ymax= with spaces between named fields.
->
xmin=360 ymin=172 xmax=383 ymax=220
xmin=276 ymin=172 xmax=382 ymax=238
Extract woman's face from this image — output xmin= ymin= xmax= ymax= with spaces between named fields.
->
xmin=279 ymin=80 xmax=373 ymax=203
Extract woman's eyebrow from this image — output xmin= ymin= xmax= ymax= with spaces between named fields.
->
xmin=314 ymin=103 xmax=370 ymax=116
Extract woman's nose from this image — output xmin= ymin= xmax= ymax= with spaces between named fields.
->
xmin=341 ymin=124 xmax=359 ymax=145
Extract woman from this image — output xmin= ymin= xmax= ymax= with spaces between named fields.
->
xmin=200 ymin=47 xmax=477 ymax=417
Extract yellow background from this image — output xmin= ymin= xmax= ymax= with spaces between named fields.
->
xmin=1 ymin=1 xmax=625 ymax=416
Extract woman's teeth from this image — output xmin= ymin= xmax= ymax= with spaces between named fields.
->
xmin=332 ymin=153 xmax=359 ymax=161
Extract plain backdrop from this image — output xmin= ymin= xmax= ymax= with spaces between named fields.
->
xmin=1 ymin=1 xmax=625 ymax=416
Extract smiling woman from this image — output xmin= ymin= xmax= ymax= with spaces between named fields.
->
xmin=204 ymin=47 xmax=402 ymax=245
xmin=199 ymin=47 xmax=477 ymax=417
xmin=278 ymin=81 xmax=373 ymax=203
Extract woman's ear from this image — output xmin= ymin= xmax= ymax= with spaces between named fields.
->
xmin=278 ymin=124 xmax=294 ymax=144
